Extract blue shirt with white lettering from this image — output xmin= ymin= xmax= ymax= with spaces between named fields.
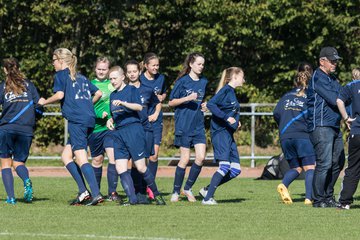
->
xmin=169 ymin=74 xmax=208 ymax=136
xmin=0 ymin=80 xmax=40 ymax=136
xmin=140 ymin=73 xmax=167 ymax=125
xmin=207 ymin=84 xmax=240 ymax=135
xmin=53 ymin=68 xmax=98 ymax=128
xmin=110 ymin=85 xmax=142 ymax=129
xmin=338 ymin=79 xmax=360 ymax=134
xmin=273 ymin=88 xmax=309 ymax=140
xmin=136 ymin=83 xmax=160 ymax=132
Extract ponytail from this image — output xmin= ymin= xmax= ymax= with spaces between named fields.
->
xmin=53 ymin=48 xmax=77 ymax=81
xmin=216 ymin=67 xmax=243 ymax=93
xmin=3 ymin=57 xmax=26 ymax=95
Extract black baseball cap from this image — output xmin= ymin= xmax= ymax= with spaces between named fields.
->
xmin=319 ymin=47 xmax=341 ymax=61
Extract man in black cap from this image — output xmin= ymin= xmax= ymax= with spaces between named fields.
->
xmin=307 ymin=46 xmax=345 ymax=208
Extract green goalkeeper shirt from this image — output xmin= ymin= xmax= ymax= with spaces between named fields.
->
xmin=91 ymin=78 xmax=115 ymax=133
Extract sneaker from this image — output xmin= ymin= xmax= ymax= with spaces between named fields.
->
xmin=277 ymin=183 xmax=293 ymax=204
xmin=181 ymin=189 xmax=196 ymax=202
xmin=107 ymin=192 xmax=121 ymax=202
xmin=199 ymin=187 xmax=208 ymax=199
xmin=70 ymin=190 xmax=90 ymax=205
xmin=121 ymin=198 xmax=137 ymax=206
xmin=304 ymin=199 xmax=312 ymax=205
xmin=154 ymin=195 xmax=166 ymax=205
xmin=86 ymin=194 xmax=104 ymax=206
xmin=5 ymin=196 xmax=16 ymax=205
xmin=326 ymin=197 xmax=341 ymax=208
xmin=24 ymin=178 xmax=33 ymax=203
xmin=136 ymin=193 xmax=150 ymax=204
xmin=202 ymin=198 xmax=217 ymax=205
xmin=337 ymin=204 xmax=350 ymax=210
xmin=170 ymin=192 xmax=179 ymax=202
xmin=146 ymin=187 xmax=155 ymax=200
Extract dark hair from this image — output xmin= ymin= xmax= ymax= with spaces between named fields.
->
xmin=297 ymin=62 xmax=313 ymax=76
xmin=124 ymin=60 xmax=141 ymax=84
xmin=295 ymin=71 xmax=311 ymax=97
xmin=3 ymin=58 xmax=26 ymax=95
xmin=175 ymin=52 xmax=205 ymax=81
xmin=140 ymin=52 xmax=159 ymax=72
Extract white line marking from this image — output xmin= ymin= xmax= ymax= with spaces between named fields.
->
xmin=0 ymin=232 xmax=184 ymax=240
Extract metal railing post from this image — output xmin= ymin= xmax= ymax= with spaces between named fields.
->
xmin=250 ymin=104 xmax=256 ymax=168
xmin=64 ymin=119 xmax=68 ymax=146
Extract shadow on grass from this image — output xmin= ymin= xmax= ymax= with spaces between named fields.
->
xmin=217 ymin=198 xmax=246 ymax=203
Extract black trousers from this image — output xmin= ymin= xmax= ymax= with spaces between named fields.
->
xmin=339 ymin=134 xmax=360 ymax=205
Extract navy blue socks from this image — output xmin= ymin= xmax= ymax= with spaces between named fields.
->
xmin=107 ymin=163 xmax=118 ymax=194
xmin=15 ymin=165 xmax=29 ymax=183
xmin=173 ymin=166 xmax=186 ymax=194
xmin=282 ymin=169 xmax=300 ymax=188
xmin=92 ymin=166 xmax=102 ymax=189
xmin=81 ymin=163 xmax=100 ymax=196
xmin=148 ymin=160 xmax=158 ymax=178
xmin=1 ymin=168 xmax=15 ymax=199
xmin=142 ymin=168 xmax=159 ymax=196
xmin=65 ymin=162 xmax=87 ymax=193
xmin=204 ymin=171 xmax=223 ymax=201
xmin=120 ymin=171 xmax=137 ymax=203
xmin=184 ymin=163 xmax=202 ymax=191
xmin=305 ymin=169 xmax=314 ymax=200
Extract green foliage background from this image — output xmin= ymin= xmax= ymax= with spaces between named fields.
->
xmin=0 ymin=0 xmax=359 ymax=148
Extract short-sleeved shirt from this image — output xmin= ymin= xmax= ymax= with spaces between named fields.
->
xmin=53 ymin=68 xmax=98 ymax=128
xmin=207 ymin=84 xmax=240 ymax=135
xmin=169 ymin=74 xmax=208 ymax=136
xmin=110 ymin=85 xmax=142 ymax=129
xmin=0 ymin=80 xmax=40 ymax=136
xmin=91 ymin=78 xmax=114 ymax=133
xmin=338 ymin=79 xmax=360 ymax=134
xmin=136 ymin=84 xmax=160 ymax=132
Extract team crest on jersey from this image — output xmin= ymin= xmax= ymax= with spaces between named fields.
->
xmin=73 ymin=82 xmax=91 ymax=100
xmin=154 ymin=87 xmax=161 ymax=95
xmin=5 ymin=91 xmax=28 ymax=102
xmin=284 ymin=98 xmax=304 ymax=111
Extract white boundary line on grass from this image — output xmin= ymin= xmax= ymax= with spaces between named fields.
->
xmin=0 ymin=232 xmax=185 ymax=240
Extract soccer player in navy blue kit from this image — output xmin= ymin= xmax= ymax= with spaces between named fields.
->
xmin=199 ymin=67 xmax=244 ymax=205
xmin=125 ymin=60 xmax=161 ymax=203
xmin=140 ymin=52 xmax=167 ymax=199
xmin=106 ymin=66 xmax=165 ymax=205
xmin=0 ymin=58 xmax=39 ymax=204
xmin=38 ymin=48 xmax=103 ymax=206
xmin=169 ymin=52 xmax=208 ymax=202
xmin=336 ymin=68 xmax=360 ymax=210
xmin=273 ymin=70 xmax=315 ymax=205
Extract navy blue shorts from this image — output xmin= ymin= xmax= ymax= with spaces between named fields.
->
xmin=0 ymin=130 xmax=32 ymax=162
xmin=113 ymin=123 xmax=146 ymax=161
xmin=88 ymin=130 xmax=114 ymax=157
xmin=144 ymin=130 xmax=155 ymax=158
xmin=152 ymin=120 xmax=163 ymax=145
xmin=174 ymin=130 xmax=206 ymax=148
xmin=211 ymin=130 xmax=240 ymax=163
xmin=67 ymin=122 xmax=93 ymax=151
xmin=281 ymin=138 xmax=316 ymax=168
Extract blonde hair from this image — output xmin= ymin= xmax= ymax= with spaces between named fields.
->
xmin=352 ymin=68 xmax=360 ymax=80
xmin=216 ymin=67 xmax=243 ymax=93
xmin=53 ymin=48 xmax=77 ymax=81
xmin=109 ymin=65 xmax=124 ymax=76
xmin=295 ymin=71 xmax=311 ymax=97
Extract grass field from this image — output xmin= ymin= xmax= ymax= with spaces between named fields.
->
xmin=0 ymin=177 xmax=358 ymax=240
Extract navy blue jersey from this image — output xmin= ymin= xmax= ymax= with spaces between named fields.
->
xmin=169 ymin=74 xmax=208 ymax=136
xmin=0 ymin=80 xmax=40 ymax=136
xmin=307 ymin=68 xmax=342 ymax=131
xmin=53 ymin=68 xmax=98 ymax=128
xmin=140 ymin=73 xmax=167 ymax=124
xmin=338 ymin=79 xmax=360 ymax=134
xmin=207 ymin=84 xmax=240 ymax=134
xmin=137 ymin=84 xmax=160 ymax=132
xmin=273 ymin=88 xmax=309 ymax=140
xmin=110 ymin=85 xmax=142 ymax=129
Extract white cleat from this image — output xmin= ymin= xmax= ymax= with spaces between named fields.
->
xmin=202 ymin=198 xmax=218 ymax=205
xmin=170 ymin=192 xmax=179 ymax=202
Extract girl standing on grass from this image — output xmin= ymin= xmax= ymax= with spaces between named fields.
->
xmin=38 ymin=48 xmax=103 ymax=206
xmin=273 ymin=66 xmax=315 ymax=205
xmin=88 ymin=57 xmax=120 ymax=202
xmin=140 ymin=53 xmax=167 ymax=196
xmin=106 ymin=66 xmax=165 ymax=205
xmin=199 ymin=67 xmax=243 ymax=205
xmin=0 ymin=58 xmax=40 ymax=204
xmin=169 ymin=52 xmax=208 ymax=202
xmin=125 ymin=60 xmax=162 ymax=203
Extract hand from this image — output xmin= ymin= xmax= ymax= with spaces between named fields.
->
xmin=157 ymin=94 xmax=164 ymax=102
xmin=148 ymin=113 xmax=159 ymax=122
xmin=201 ymin=102 xmax=207 ymax=112
xmin=186 ymin=92 xmax=198 ymax=101
xmin=102 ymin=111 xmax=108 ymax=119
xmin=38 ymin=97 xmax=46 ymax=105
xmin=345 ymin=117 xmax=355 ymax=130
xmin=112 ymin=100 xmax=122 ymax=106
xmin=237 ymin=121 xmax=242 ymax=129
xmin=106 ymin=118 xmax=115 ymax=130
xmin=227 ymin=117 xmax=236 ymax=125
